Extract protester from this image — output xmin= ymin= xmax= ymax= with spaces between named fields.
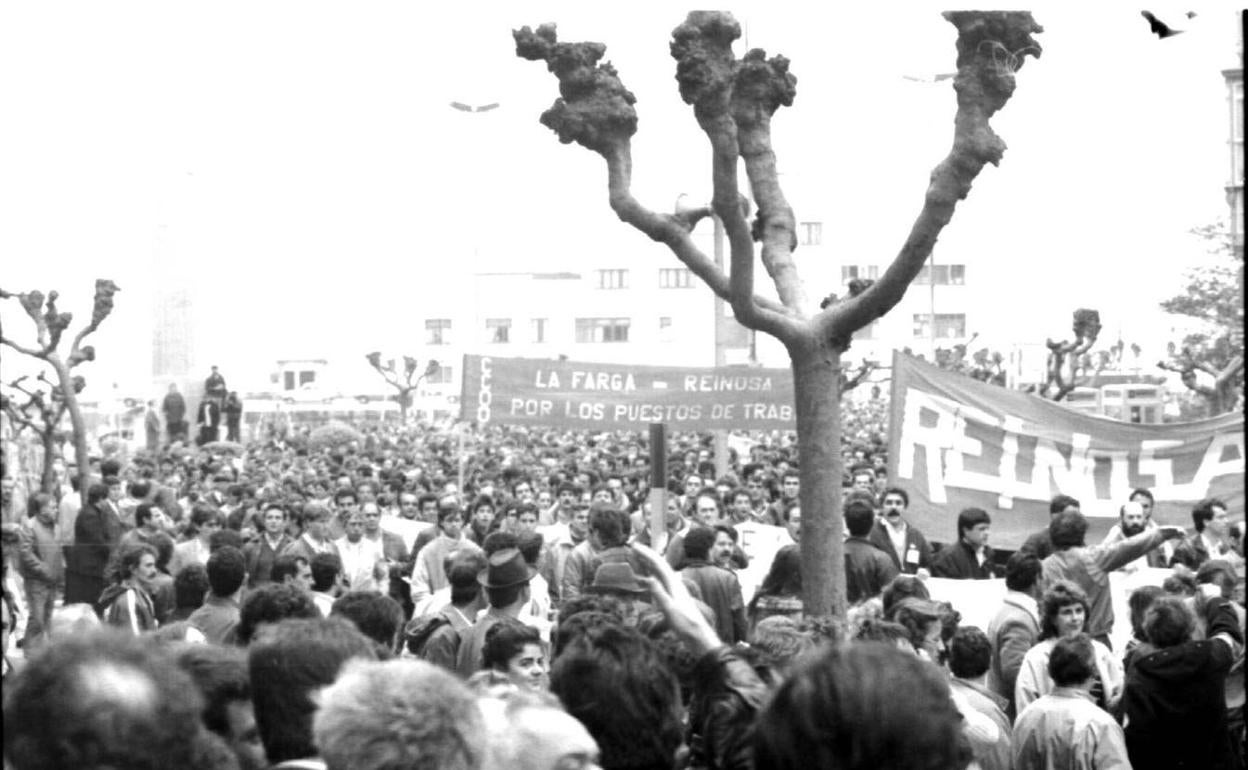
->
xmin=1121 ymin=591 xmax=1244 ymax=770
xmin=947 ymin=626 xmax=1012 ymax=770
xmin=99 ymin=541 xmax=160 ymax=635
xmin=868 ymin=487 xmax=933 ymax=575
xmin=457 ymin=547 xmax=538 ymax=678
xmin=1013 ymin=634 xmax=1130 ymax=770
xmin=1040 ymin=510 xmax=1184 ymax=647
xmin=930 ymin=507 xmax=996 ymax=579
xmin=1015 ymin=581 xmax=1124 ymax=715
xmin=843 ymin=498 xmax=899 ymax=602
xmin=481 ymin=618 xmax=549 ymax=692
xmin=1017 ymin=495 xmax=1081 ymax=560
xmin=680 ymin=526 xmax=748 ymax=644
xmin=3 ymin=629 xmax=231 ymax=769
xmin=16 ymin=492 xmax=63 ymax=650
xmin=64 ymin=480 xmax=123 ymax=608
xmin=747 ymin=543 xmax=803 ymax=632
xmin=248 ymin=617 xmax=379 ymax=768
xmin=188 ymin=544 xmax=247 ymax=644
xmin=985 ymin=550 xmax=1043 ymax=718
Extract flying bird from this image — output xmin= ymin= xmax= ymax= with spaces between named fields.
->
xmin=450 ymin=101 xmax=500 ymax=112
xmin=1141 ymin=10 xmax=1186 ymax=39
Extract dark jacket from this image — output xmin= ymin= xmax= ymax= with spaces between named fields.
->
xmin=867 ymin=520 xmax=933 ymax=574
xmin=243 ymin=534 xmax=295 ymax=587
xmin=844 ymin=536 xmax=899 ymax=604
xmin=687 ymin=647 xmax=767 ymax=770
xmin=681 ymin=561 xmax=748 ymax=644
xmin=99 ymin=583 xmax=158 ymax=635
xmin=930 ymin=540 xmax=995 ymax=580
xmin=64 ymin=502 xmax=122 ymax=606
xmin=1122 ymin=597 xmax=1243 ymax=770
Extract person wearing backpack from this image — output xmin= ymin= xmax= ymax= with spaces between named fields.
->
xmin=405 ymin=549 xmax=487 ymax=669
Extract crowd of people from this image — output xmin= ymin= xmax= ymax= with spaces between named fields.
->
xmin=0 ymin=405 xmax=1244 ymax=770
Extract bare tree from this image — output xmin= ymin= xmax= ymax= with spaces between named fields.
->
xmin=0 ymin=373 xmax=76 ymax=494
xmin=1038 ymin=308 xmax=1101 ymax=401
xmin=1158 ymin=344 xmax=1243 ymax=415
xmin=364 ymin=352 xmax=440 ymax=423
xmin=0 ymin=280 xmax=120 ymax=505
xmin=517 ymin=11 xmax=1042 ymax=616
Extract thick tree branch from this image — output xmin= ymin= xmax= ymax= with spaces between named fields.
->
xmin=815 ymin=12 xmax=1043 ymax=344
xmin=517 ymin=21 xmax=795 ymax=330
xmin=667 ymin=12 xmax=801 ymax=339
xmin=731 ymin=49 xmax=803 ymax=313
xmin=68 ymin=279 xmax=120 ymax=364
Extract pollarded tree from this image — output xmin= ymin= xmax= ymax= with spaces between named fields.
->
xmin=516 ymin=11 xmax=1042 ymax=616
xmin=1038 ymin=308 xmax=1101 ymax=401
xmin=364 ymin=352 xmax=440 ymax=423
xmin=0 ymin=373 xmax=79 ymax=494
xmin=0 ymin=280 xmax=120 ymax=506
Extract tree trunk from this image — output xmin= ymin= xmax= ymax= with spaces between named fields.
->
xmin=790 ymin=338 xmax=847 ymax=618
xmin=40 ymin=429 xmax=58 ymax=494
xmin=49 ymin=353 xmax=90 ymax=507
xmin=399 ymin=391 xmax=410 ymax=424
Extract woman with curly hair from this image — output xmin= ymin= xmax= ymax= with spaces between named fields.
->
xmin=1014 ymin=580 xmax=1123 ymax=715
xmin=98 ymin=542 xmax=160 ymax=635
xmin=482 ymin=618 xmax=548 ymax=693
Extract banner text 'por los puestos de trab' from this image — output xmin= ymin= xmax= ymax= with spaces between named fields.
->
xmin=459 ymin=355 xmax=796 ymax=431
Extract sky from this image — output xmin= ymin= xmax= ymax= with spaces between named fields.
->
xmin=0 ymin=2 xmax=1241 ymax=398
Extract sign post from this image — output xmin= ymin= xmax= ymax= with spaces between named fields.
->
xmin=648 ymin=422 xmax=668 ymax=555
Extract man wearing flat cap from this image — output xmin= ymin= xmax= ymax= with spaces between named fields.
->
xmin=586 ymin=562 xmax=652 ymax=624
xmin=456 ymin=548 xmax=539 ymax=678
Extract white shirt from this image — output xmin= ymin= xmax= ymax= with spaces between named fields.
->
xmin=334 ymin=536 xmax=384 ymax=592
xmin=885 ymin=520 xmax=908 ymax=565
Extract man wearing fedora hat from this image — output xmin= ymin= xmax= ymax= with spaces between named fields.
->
xmin=456 ymin=548 xmax=540 ymax=679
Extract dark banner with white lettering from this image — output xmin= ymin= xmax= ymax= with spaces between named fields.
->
xmin=459 ymin=355 xmax=795 ymax=430
xmin=887 ymin=350 xmax=1245 ymax=548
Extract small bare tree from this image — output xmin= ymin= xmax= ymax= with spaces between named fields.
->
xmin=365 ymin=353 xmax=440 ymax=423
xmin=1038 ymin=308 xmax=1101 ymax=401
xmin=0 ymin=280 xmax=120 ymax=505
xmin=0 ymin=373 xmax=77 ymax=494
xmin=517 ymin=11 xmax=1042 ymax=616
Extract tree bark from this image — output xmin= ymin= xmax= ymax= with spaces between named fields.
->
xmin=40 ymin=429 xmax=58 ymax=494
xmin=49 ymin=353 xmax=90 ymax=507
xmin=790 ymin=337 xmax=847 ymax=617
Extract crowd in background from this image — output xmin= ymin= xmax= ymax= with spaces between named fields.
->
xmin=0 ymin=390 xmax=1244 ymax=769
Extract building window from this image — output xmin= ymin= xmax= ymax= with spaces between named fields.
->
xmin=659 ymin=267 xmax=694 ymax=288
xmin=283 ymin=372 xmax=296 ymax=391
xmin=530 ymin=318 xmax=547 ymax=344
xmin=576 ymin=317 xmax=630 ymax=343
xmin=485 ymin=318 xmax=511 ymax=344
xmin=914 ymin=264 xmax=966 ymax=285
xmin=841 ymin=265 xmax=879 ymax=284
xmin=800 ymin=221 xmax=823 ymax=246
xmin=913 ymin=313 xmax=966 ymax=339
xmin=425 ymin=319 xmax=452 ymax=345
xmin=659 ymin=316 xmax=674 ymax=343
xmin=428 ymin=365 xmax=454 ymax=385
xmin=596 ymin=269 xmax=629 ymax=290
xmin=299 ymin=371 xmax=316 ymax=387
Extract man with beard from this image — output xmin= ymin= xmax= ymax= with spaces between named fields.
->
xmin=1100 ymin=500 xmax=1168 ymax=570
